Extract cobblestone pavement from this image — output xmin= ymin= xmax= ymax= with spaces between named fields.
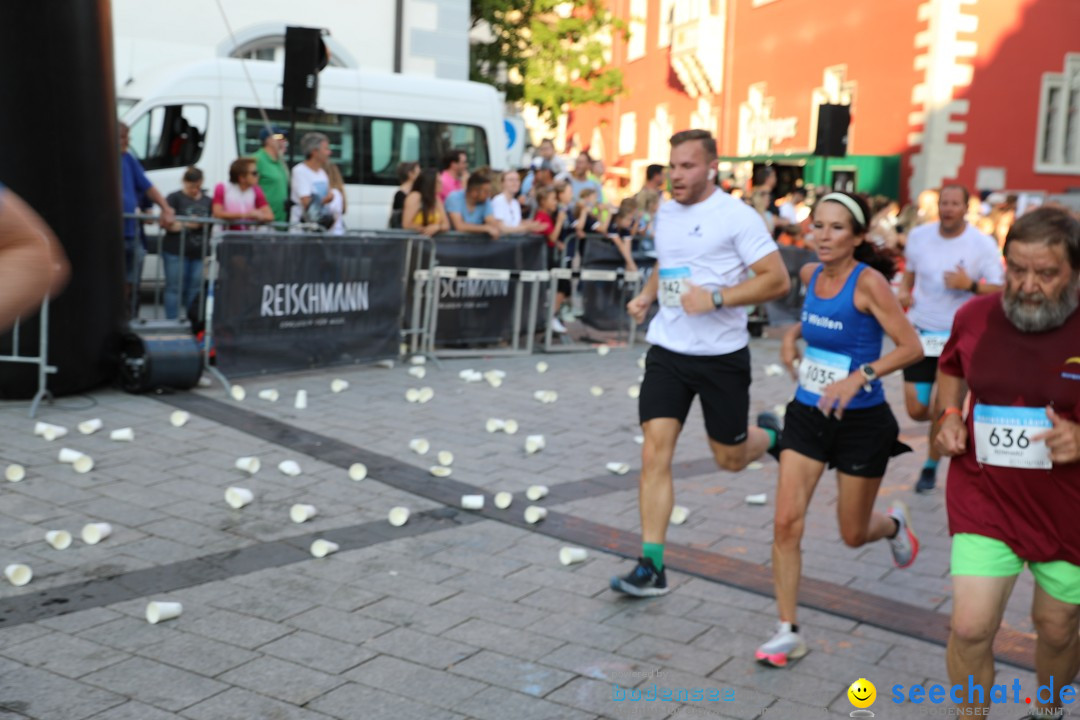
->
xmin=0 ymin=336 xmax=1067 ymax=720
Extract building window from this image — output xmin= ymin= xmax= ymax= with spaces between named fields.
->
xmin=619 ymin=112 xmax=637 ymax=156
xmin=658 ymin=0 xmax=674 ymax=48
xmin=626 ymin=0 xmax=647 ymax=61
xmin=1036 ymin=54 xmax=1080 ymax=173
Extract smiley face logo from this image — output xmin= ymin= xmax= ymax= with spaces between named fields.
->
xmin=848 ymin=678 xmax=876 ymax=708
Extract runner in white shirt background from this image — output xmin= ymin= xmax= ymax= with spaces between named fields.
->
xmin=898 ymin=184 xmax=1004 ymax=493
xmin=610 ymin=129 xmax=791 ymax=597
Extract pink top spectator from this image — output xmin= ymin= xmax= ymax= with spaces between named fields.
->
xmin=213 ymin=182 xmax=268 ymax=231
xmin=438 ymin=170 xmax=462 ymax=203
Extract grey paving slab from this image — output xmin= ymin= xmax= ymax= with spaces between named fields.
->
xmin=452 ymin=685 xmax=595 ymax=720
xmin=357 ymin=596 xmax=470 ymax=635
xmin=179 ymin=687 xmax=336 ymax=720
xmin=257 ymin=630 xmax=376 ymax=674
xmin=448 ymin=648 xmax=576 ymax=697
xmin=79 ymin=657 xmax=228 ymax=712
xmin=442 ymin=618 xmax=568 ymax=662
xmin=0 ymin=631 xmax=127 ymax=680
xmin=364 ymin=626 xmax=479 ymax=669
xmin=134 ymin=631 xmax=260 ymax=677
xmin=344 ymin=654 xmax=489 ymax=709
xmin=87 ymin=700 xmax=183 ymax=719
xmin=183 ymin=608 xmax=295 ymax=649
xmin=545 ymin=676 xmax=675 ymax=719
xmin=285 ymin=606 xmax=396 ymax=645
xmin=306 ymin=682 xmax=467 ymax=720
xmin=216 ymin=656 xmax=346 ymax=705
xmin=0 ymin=658 xmax=126 ymax=720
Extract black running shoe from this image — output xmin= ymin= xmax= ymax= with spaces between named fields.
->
xmin=756 ymin=411 xmax=783 ymax=461
xmin=914 ymin=467 xmax=937 ymax=494
xmin=609 ymin=557 xmax=669 ymax=597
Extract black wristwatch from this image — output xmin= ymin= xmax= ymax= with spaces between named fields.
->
xmin=711 ymin=289 xmax=724 ymax=309
xmin=858 ymin=363 xmax=877 ymax=392
xmin=969 ymin=280 xmax=978 ymax=294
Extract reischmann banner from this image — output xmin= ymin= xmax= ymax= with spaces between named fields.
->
xmin=213 ymin=233 xmax=408 ymax=377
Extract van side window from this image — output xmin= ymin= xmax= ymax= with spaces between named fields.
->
xmin=360 ymin=117 xmax=489 ymax=186
xmin=127 ymin=104 xmax=208 ymax=171
xmin=235 ymin=108 xmax=359 ymax=183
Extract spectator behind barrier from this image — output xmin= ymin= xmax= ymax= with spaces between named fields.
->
xmin=446 ymin=174 xmax=499 ymax=238
xmin=402 ymin=168 xmax=449 ymax=237
xmin=254 ymin=126 xmax=289 ymax=223
xmin=438 ymin=149 xmax=467 ymax=203
xmin=491 ymin=169 xmax=543 ymax=234
xmin=163 ymin=166 xmax=212 ymax=320
xmin=526 ymin=164 xmax=555 ymax=219
xmin=568 ymin=153 xmax=602 ymax=204
xmin=325 ymin=162 xmax=347 ymax=235
xmin=534 ymin=186 xmax=570 ymax=333
xmin=523 ymin=138 xmax=567 ymax=197
xmin=290 ymin=132 xmax=332 ymax=226
xmin=608 ymin=197 xmax=639 ymax=273
xmin=389 ymin=162 xmax=420 ymax=229
xmin=213 ymin=158 xmax=273 ymax=231
xmin=119 ymin=121 xmax=175 ymax=317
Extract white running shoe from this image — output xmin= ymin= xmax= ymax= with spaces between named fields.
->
xmin=550 ymin=317 xmax=568 ymax=334
xmin=755 ymin=621 xmax=807 ymax=668
xmin=887 ymin=501 xmax=919 ymax=569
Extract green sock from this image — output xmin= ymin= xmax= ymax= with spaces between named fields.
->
xmin=642 ymin=542 xmax=664 ymax=570
xmin=763 ymin=428 xmax=777 ymax=449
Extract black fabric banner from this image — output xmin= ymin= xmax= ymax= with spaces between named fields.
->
xmin=213 ymin=233 xmax=407 ymax=376
xmin=432 ymin=234 xmax=547 ymax=346
xmin=580 ymin=235 xmax=656 ymax=331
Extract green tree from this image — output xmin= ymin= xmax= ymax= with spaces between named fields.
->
xmin=470 ymin=0 xmax=627 ymax=126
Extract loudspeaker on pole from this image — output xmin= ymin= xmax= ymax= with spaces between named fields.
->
xmin=283 ymin=26 xmax=330 ymax=111
xmin=814 ymin=104 xmax=850 ymax=157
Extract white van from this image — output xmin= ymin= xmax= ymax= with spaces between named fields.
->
xmin=120 ymin=58 xmax=508 ymax=230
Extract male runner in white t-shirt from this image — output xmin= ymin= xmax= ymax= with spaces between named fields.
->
xmin=610 ymin=129 xmax=791 ymax=597
xmin=899 ymin=184 xmax=1003 ymax=493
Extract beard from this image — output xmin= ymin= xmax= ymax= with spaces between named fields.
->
xmin=1002 ymin=275 xmax=1080 ymax=332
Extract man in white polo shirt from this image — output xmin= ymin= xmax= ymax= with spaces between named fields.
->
xmin=899 ymin=184 xmax=1003 ymax=493
xmin=610 ymin=129 xmax=791 ymax=597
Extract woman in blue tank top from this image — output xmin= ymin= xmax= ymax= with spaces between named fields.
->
xmin=755 ymin=191 xmax=925 ymax=669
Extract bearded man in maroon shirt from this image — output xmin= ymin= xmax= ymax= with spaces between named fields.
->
xmin=935 ymin=206 xmax=1080 ymax=720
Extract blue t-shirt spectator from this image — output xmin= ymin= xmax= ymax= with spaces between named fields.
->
xmin=121 ymin=152 xmax=152 ymax=238
xmin=444 ymin=189 xmax=493 ymax=225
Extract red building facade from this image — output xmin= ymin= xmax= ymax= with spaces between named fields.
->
xmin=567 ymin=0 xmax=1080 ymax=203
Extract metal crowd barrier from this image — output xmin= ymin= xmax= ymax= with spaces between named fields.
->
xmin=0 ymin=298 xmax=56 ymax=417
xmin=543 ymin=267 xmax=643 ymax=353
xmin=420 ymin=265 xmax=548 ymax=359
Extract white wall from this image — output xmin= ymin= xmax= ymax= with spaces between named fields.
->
xmin=113 ymin=0 xmax=467 ymax=95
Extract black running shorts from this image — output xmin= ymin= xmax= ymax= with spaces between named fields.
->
xmin=780 ymin=400 xmax=911 ymax=478
xmin=638 ymin=344 xmax=751 ymax=445
xmin=901 ymin=354 xmax=939 ymax=383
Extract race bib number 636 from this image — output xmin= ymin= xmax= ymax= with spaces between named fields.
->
xmin=973 ymin=404 xmax=1052 ymax=470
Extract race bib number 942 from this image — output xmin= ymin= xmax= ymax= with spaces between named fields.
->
xmin=658 ymin=267 xmax=691 ymax=308
xmin=798 ymin=346 xmax=852 ymax=397
xmin=973 ymin=404 xmax=1052 ymax=470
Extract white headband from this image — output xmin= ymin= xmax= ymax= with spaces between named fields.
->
xmin=820 ymin=193 xmax=866 ymax=228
